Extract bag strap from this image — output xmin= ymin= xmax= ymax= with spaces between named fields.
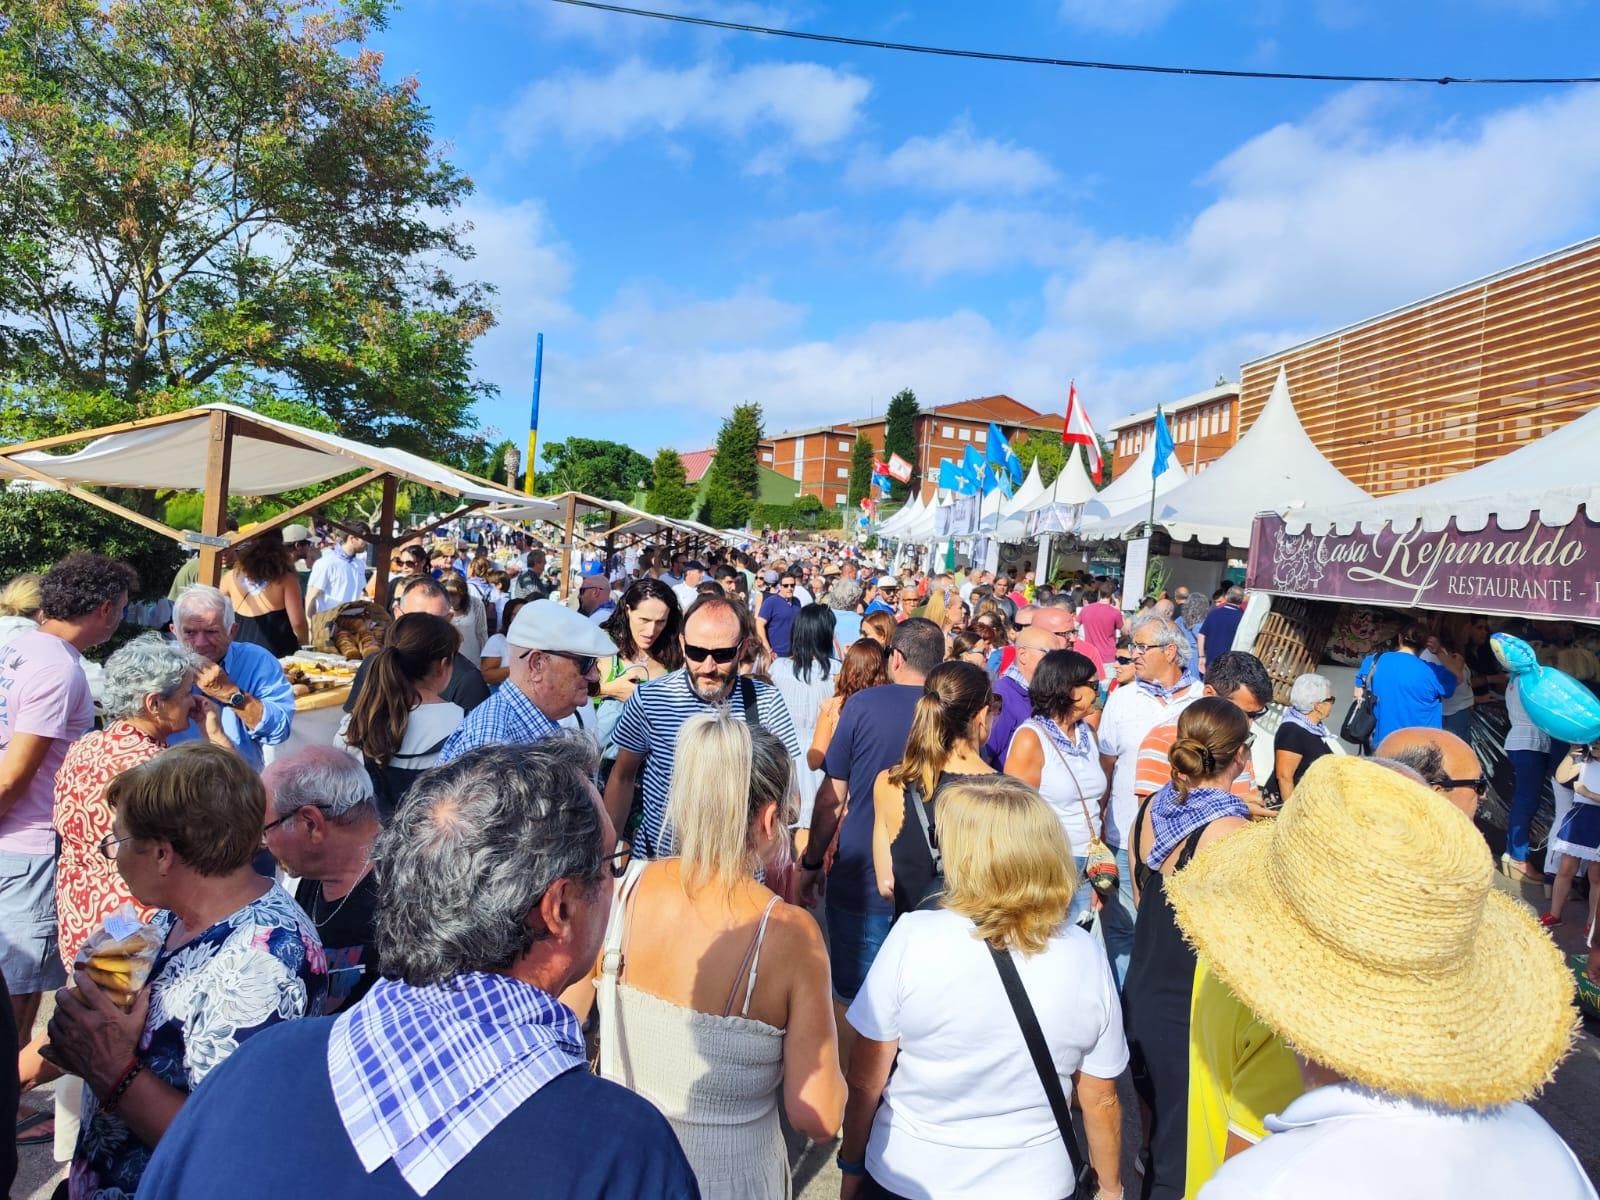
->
xmin=1360 ymin=650 xmax=1385 ymax=691
xmin=596 ymin=858 xmax=649 ymax=1080
xmin=988 ymin=944 xmax=1090 ymax=1184
xmin=1035 ymin=721 xmax=1098 ymax=837
xmin=739 ymin=674 xmax=763 ymax=731
xmin=906 ymin=784 xmax=940 ymax=875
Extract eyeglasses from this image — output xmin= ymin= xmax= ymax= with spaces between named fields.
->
xmin=1440 ymin=775 xmax=1491 ymax=797
xmin=779 ymin=582 xmax=796 ymax=590
xmin=98 ymin=833 xmax=138 ymax=860
xmin=683 ymin=640 xmax=743 ymax=664
xmin=602 ymin=838 xmax=633 ymax=878
xmin=521 ymin=649 xmax=598 ymax=675
xmin=1128 ymin=641 xmax=1166 ymax=656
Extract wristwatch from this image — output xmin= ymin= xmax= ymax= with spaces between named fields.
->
xmin=226 ymin=690 xmax=248 ymax=710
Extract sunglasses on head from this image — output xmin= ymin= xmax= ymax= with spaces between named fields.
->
xmin=683 ymin=640 xmax=743 ymax=664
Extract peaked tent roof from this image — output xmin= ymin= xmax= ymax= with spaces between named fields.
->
xmin=1081 ymin=368 xmax=1369 ymax=545
xmin=1025 ymin=448 xmax=1098 ymax=512
xmin=1076 ymin=432 xmax=1188 ymax=529
xmin=1285 ymin=402 xmax=1600 ymax=535
xmin=878 ymin=494 xmax=922 ymax=537
xmin=1002 ymin=461 xmax=1048 ymax=518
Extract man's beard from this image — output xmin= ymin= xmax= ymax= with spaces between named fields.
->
xmin=689 ymin=669 xmax=737 ymax=703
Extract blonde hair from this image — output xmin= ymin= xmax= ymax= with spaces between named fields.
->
xmin=0 ymin=573 xmax=42 ymax=619
xmin=938 ymin=775 xmax=1077 ymax=955
xmin=665 ymin=712 xmax=795 ymax=892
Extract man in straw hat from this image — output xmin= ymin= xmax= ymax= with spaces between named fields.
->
xmin=1167 ymin=755 xmax=1592 ymax=1199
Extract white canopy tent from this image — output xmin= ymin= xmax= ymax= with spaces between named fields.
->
xmin=993 ymin=462 xmax=1048 ymax=541
xmin=1024 ymin=450 xmax=1100 ymax=535
xmin=0 ymin=402 xmax=552 ymax=586
xmin=1076 ymin=433 xmax=1189 ymax=533
xmin=1081 ymin=369 xmax=1370 ymax=546
xmin=1284 ymin=402 xmax=1600 ymax=535
xmin=878 ymin=494 xmax=923 ymax=538
xmin=904 ymin=492 xmax=943 ymax=541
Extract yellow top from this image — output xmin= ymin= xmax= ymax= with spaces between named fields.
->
xmin=1184 ymin=960 xmax=1303 ymax=1199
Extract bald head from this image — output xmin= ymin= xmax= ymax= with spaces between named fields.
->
xmin=1016 ymin=627 xmax=1058 ymax=653
xmin=1375 ymin=727 xmax=1483 ymax=820
xmin=1030 ymin=605 xmax=1079 ymax=648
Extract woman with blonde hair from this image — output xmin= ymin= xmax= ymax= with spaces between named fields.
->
xmin=840 ymin=775 xmax=1126 ymax=1199
xmin=861 ymin=609 xmax=897 ymax=648
xmin=0 ymin=572 xmax=42 ymax=648
xmin=871 ymin=660 xmax=995 ymax=917
xmin=572 ymin=714 xmax=844 ymax=1199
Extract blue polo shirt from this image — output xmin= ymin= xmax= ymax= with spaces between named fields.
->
xmin=823 ymin=683 xmax=921 ymax=916
xmin=758 ymin=593 xmax=801 ymax=655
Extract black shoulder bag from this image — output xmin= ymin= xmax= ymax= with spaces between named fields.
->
xmin=738 ymin=675 xmax=764 ymax=731
xmin=1339 ymin=651 xmax=1385 ymax=747
xmin=989 ymin=945 xmax=1097 ymax=1200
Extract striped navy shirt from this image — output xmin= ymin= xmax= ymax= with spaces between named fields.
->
xmin=613 ymin=669 xmax=801 ymax=858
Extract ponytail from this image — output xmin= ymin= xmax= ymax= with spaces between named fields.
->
xmin=344 ymin=613 xmax=460 ymax=766
xmin=887 ymin=660 xmax=992 ymax=798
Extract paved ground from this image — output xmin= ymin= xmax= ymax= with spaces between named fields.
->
xmin=14 ymin=869 xmax=1599 ymax=1198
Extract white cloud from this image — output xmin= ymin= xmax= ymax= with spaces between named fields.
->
xmin=888 ymin=202 xmax=1083 ymax=281
xmin=595 ymin=284 xmax=806 ymax=347
xmin=1058 ymin=0 xmax=1182 ymax=35
xmin=852 ymin=118 xmax=1059 ymax=195
xmin=1051 ymin=85 xmax=1600 ymax=346
xmin=500 ymin=57 xmax=870 ymax=168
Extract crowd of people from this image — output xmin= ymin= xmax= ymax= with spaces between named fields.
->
xmin=0 ymin=532 xmax=1593 ymax=1200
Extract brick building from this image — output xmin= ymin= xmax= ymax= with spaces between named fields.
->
xmin=1107 ymin=382 xmax=1241 ymax=480
xmin=1239 ymin=236 xmax=1600 ymax=496
xmin=764 ymin=395 xmax=1062 ymax=507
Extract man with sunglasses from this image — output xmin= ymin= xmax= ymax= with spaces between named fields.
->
xmin=604 ymin=596 xmax=800 ymax=859
xmin=437 ymin=601 xmax=617 ymax=765
xmin=1376 ymin=727 xmax=1489 ymax=820
xmin=757 ymin=572 xmax=802 ymax=656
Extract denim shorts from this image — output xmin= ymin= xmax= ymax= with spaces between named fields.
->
xmin=0 ymin=848 xmax=66 ymax=994
xmin=824 ymin=893 xmax=893 ymax=1004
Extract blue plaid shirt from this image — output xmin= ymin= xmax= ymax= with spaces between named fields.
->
xmin=329 ymin=973 xmax=586 ymax=1196
xmin=435 ymin=681 xmax=559 ymax=764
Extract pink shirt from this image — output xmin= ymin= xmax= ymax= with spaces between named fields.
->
xmin=0 ymin=630 xmax=95 ymax=854
xmin=1076 ymin=601 xmax=1125 ymax=672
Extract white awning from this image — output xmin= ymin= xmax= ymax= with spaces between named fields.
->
xmin=0 ymin=402 xmax=560 ymax=520
xmin=1082 ymin=369 xmax=1369 ymax=545
xmin=1286 ymin=402 xmax=1600 ymax=535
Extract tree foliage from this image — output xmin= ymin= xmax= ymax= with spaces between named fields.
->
xmin=846 ymin=434 xmax=874 ymax=507
xmin=0 ymin=488 xmax=183 ymax=598
xmin=534 ymin=437 xmax=651 ymax=502
xmin=1015 ymin=434 xmax=1066 ymax=485
xmin=646 ymin=448 xmax=694 ymax=519
xmin=0 ymin=0 xmax=492 ymax=455
xmin=883 ymin=388 xmax=919 ymax=501
xmin=703 ymin=403 xmax=762 ymax=529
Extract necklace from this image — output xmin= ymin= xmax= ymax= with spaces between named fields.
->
xmin=311 ymin=862 xmax=372 ymax=929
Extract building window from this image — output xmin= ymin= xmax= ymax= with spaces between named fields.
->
xmin=1218 ymin=406 xmax=1229 ymax=434
xmin=838 ymin=440 xmax=850 ymax=452
xmin=836 ymin=467 xmax=848 ymax=479
xmin=958 ymin=428 xmax=971 ymax=441
xmin=1201 ymin=412 xmax=1212 ymax=438
xmin=974 ymin=429 xmax=986 ymax=443
xmin=942 ymin=424 xmax=955 ymax=438
xmin=835 ymin=493 xmax=847 ymax=506
xmin=761 ymin=452 xmax=772 ymax=463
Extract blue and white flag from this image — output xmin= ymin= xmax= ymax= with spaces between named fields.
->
xmin=986 ymin=422 xmax=1023 ymax=484
xmin=959 ymin=445 xmax=985 ymax=495
xmin=938 ymin=458 xmax=961 ymax=492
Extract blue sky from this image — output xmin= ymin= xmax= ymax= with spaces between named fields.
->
xmin=371 ymin=0 xmax=1600 ymax=461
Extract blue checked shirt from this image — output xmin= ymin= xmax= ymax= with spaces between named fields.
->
xmin=328 ymin=973 xmax=587 ymax=1196
xmin=435 ymin=681 xmax=559 ymax=764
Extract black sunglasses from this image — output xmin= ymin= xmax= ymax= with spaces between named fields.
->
xmin=1441 ymin=775 xmax=1491 ymax=797
xmin=520 ymin=648 xmax=598 ymax=675
xmin=683 ymin=640 xmax=743 ymax=664
xmin=602 ymin=838 xmax=633 ymax=879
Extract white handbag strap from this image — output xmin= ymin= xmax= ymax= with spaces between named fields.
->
xmin=1034 ymin=720 xmax=1097 ymax=835
xmin=596 ymin=857 xmax=648 ymax=1081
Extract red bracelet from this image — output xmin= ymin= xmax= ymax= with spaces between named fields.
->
xmin=102 ymin=1057 xmax=144 ymax=1115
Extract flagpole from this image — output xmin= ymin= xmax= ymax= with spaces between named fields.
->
xmin=1148 ymin=406 xmax=1160 ymax=536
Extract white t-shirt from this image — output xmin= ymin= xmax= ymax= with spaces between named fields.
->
xmin=1199 ymin=1083 xmax=1597 ymax=1200
xmin=480 ymin=633 xmax=509 ymax=664
xmin=306 ymin=546 xmax=367 ymax=613
xmin=1009 ymin=719 xmax=1104 ymax=856
xmin=847 ymin=908 xmax=1128 ymax=1199
xmin=768 ymin=656 xmax=840 ymax=828
xmin=337 ymin=701 xmax=464 ymax=770
xmin=672 ymin=582 xmax=699 ymax=612
xmin=1096 ymin=679 xmax=1205 ymax=849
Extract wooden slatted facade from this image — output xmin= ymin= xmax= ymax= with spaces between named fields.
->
xmin=1238 ymin=237 xmax=1600 ymax=495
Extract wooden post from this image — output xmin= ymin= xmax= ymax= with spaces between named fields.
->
xmin=558 ymin=493 xmax=577 ymax=601
xmin=373 ymin=475 xmax=398 ymax=602
xmin=198 ymin=410 xmax=235 ymax=586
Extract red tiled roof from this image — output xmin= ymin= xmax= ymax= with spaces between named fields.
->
xmin=679 ymin=449 xmax=716 ymax=483
xmin=932 ymin=394 xmax=1039 ymax=423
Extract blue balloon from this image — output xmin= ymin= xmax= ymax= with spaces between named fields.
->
xmin=1491 ymin=633 xmax=1600 ymax=745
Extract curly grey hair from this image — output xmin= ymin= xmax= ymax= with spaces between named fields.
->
xmin=1129 ymin=612 xmax=1193 ymax=669
xmin=374 ymin=734 xmax=604 ymax=986
xmin=1289 ymin=673 xmax=1334 ymax=714
xmin=827 ymin=578 xmax=863 ymax=611
xmin=1181 ymin=592 xmax=1210 ymax=629
xmin=100 ymin=633 xmax=202 ymax=722
xmin=173 ymin=584 xmax=234 ymax=630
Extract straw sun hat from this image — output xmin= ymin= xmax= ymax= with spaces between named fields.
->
xmin=1164 ymin=754 xmax=1577 ymax=1109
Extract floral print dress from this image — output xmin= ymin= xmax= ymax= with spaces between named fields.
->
xmin=70 ymin=883 xmax=328 ymax=1200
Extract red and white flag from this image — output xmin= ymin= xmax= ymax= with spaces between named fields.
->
xmin=886 ymin=452 xmax=913 ymax=483
xmin=1060 ymin=381 xmax=1103 ymax=483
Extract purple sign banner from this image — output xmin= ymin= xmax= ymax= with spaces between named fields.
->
xmin=1247 ymin=512 xmax=1600 ymax=621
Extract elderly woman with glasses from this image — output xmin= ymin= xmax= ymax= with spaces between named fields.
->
xmin=45 ymin=742 xmax=327 ymax=1199
xmin=1272 ymin=672 xmax=1342 ymax=803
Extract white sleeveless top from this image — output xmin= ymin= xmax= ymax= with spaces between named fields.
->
xmin=1011 ymin=718 xmax=1105 ymax=858
xmin=597 ymin=863 xmax=790 ymax=1200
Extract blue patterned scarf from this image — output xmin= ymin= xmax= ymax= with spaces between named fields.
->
xmin=1136 ymin=671 xmax=1199 ymax=703
xmin=1148 ymin=783 xmax=1249 ymax=870
xmin=1037 ymin=717 xmax=1093 ymax=760
xmin=1282 ymin=705 xmax=1330 ymax=740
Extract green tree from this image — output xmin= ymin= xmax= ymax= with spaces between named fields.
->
xmin=1014 ymin=434 xmax=1067 ymax=485
xmin=883 ymin=388 xmax=920 ymax=501
xmin=0 ymin=0 xmax=492 ymax=457
xmin=534 ymin=438 xmax=652 ymax=502
xmin=703 ymin=403 xmax=763 ymax=529
xmin=846 ymin=434 xmax=875 ymax=506
xmin=646 ymin=448 xmax=695 ymax=518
